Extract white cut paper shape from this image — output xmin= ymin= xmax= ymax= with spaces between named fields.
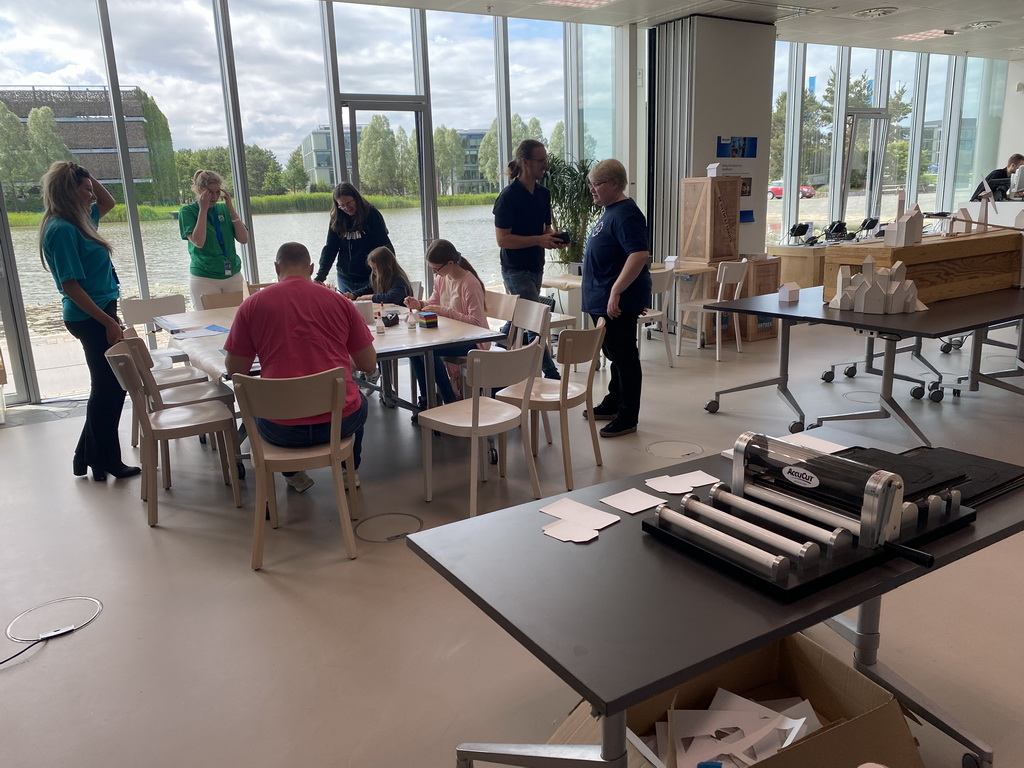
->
xmin=601 ymin=488 xmax=666 ymax=515
xmin=709 ymin=689 xmax=780 ymax=719
xmin=780 ymin=698 xmax=822 ymax=738
xmin=668 ymin=709 xmax=772 ymax=740
xmin=676 ymin=470 xmax=720 ymax=487
xmin=540 ymin=497 xmax=620 ymax=530
xmin=626 ymin=728 xmax=666 ymax=768
xmin=645 ymin=475 xmax=693 ymax=494
xmin=542 ymin=519 xmax=599 ymax=543
xmin=775 ymin=432 xmax=848 ymax=454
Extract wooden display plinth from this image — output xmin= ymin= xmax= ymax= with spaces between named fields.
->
xmin=823 ymin=230 xmax=1022 ymax=303
xmin=768 ymin=244 xmax=827 ymax=288
xmin=679 ymin=176 xmax=741 ymax=264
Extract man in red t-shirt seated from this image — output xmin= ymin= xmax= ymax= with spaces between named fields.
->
xmin=225 ymin=242 xmax=376 ymax=493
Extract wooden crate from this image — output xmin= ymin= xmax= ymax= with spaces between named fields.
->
xmin=768 ymin=244 xmax=828 ymax=288
xmin=679 ymin=176 xmax=741 ymax=264
xmin=693 ymin=258 xmax=781 ymax=343
xmin=823 ymin=230 xmax=1022 ymax=303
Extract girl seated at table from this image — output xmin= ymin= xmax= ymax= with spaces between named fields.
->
xmin=404 ymin=239 xmax=489 ymax=405
xmin=352 ymin=246 xmax=414 ymax=305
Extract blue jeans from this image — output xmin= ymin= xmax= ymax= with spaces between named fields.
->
xmin=500 ymin=267 xmax=558 ymax=378
xmin=336 ymin=273 xmax=370 ymax=296
xmin=255 ymin=390 xmax=368 ymax=469
xmin=411 ymin=343 xmax=479 ymax=404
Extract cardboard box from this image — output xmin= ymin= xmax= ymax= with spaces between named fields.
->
xmin=680 ymin=177 xmax=741 ymax=264
xmin=698 ymin=258 xmax=780 ymax=343
xmin=823 ymin=230 xmax=1022 ymax=303
xmin=549 ymin=633 xmax=924 ymax=768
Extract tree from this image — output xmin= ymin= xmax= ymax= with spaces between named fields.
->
xmin=526 ymin=117 xmax=544 ymax=143
xmin=0 ymin=100 xmax=31 ymax=204
xmin=359 ymin=114 xmax=399 ymax=194
xmin=27 ymin=106 xmax=73 ymax=181
xmin=477 ymin=113 xmax=540 ymax=187
xmin=244 ymin=144 xmax=282 ymax=197
xmin=176 ymin=146 xmax=233 ymax=200
xmin=263 ymin=169 xmax=285 ymax=195
xmin=433 ymin=125 xmax=464 ymax=195
xmin=395 ymin=125 xmax=418 ymax=196
xmin=284 ymin=146 xmax=309 ymax=193
xmin=548 ymin=121 xmax=565 ymax=159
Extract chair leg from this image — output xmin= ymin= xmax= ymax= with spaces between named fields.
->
xmin=469 ymin=436 xmax=479 ymax=517
xmin=521 ymin=417 xmax=541 ymax=500
xmin=734 ymin=311 xmax=743 ymax=354
xmin=530 ymin=411 xmax=540 ymax=456
xmin=541 ymin=411 xmax=552 ymax=445
xmin=716 ymin=311 xmax=723 ymax=363
xmin=343 ymin=459 xmax=360 ymax=521
xmin=662 ymin=319 xmax=674 ymax=368
xmin=161 ymin=439 xmax=171 ymax=490
xmin=331 ymin=461 xmax=358 ymax=560
xmin=131 ymin=408 xmax=140 ymax=448
xmin=559 ymin=408 xmax=574 ymax=491
xmin=267 ymin=473 xmax=278 ymax=528
xmin=586 ymin=399 xmax=603 ymax=468
xmin=215 ymin=430 xmax=231 ymax=485
xmin=140 ymin=437 xmax=150 ymax=503
xmin=145 ymin=439 xmax=159 ymax=527
xmin=251 ymin=469 xmax=268 ymax=570
xmin=222 ymin=428 xmax=241 ymax=508
xmin=421 ymin=425 xmax=433 ymax=502
xmin=497 ymin=434 xmax=507 ymax=478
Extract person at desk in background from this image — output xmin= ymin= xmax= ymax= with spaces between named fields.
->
xmin=224 ymin=242 xmax=376 ymax=493
xmin=178 ymin=170 xmax=249 ymax=310
xmin=582 ymin=158 xmax=652 ymax=439
xmin=404 ymin=239 xmax=489 ymax=407
xmin=39 ymin=161 xmax=140 ymax=482
xmin=315 ymin=182 xmax=393 ymax=295
xmin=352 ymin=246 xmax=414 ymax=305
xmin=970 ymin=153 xmax=1024 ymax=200
xmin=493 ymin=139 xmax=564 ymax=380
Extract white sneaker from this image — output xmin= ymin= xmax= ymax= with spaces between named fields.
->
xmin=344 ymin=469 xmax=360 ymax=490
xmin=286 ymin=471 xmax=314 ymax=493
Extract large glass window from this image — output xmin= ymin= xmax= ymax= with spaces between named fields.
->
xmin=765 ymin=42 xmax=790 ymax=246
xmin=334 ymin=5 xmax=416 ymax=95
xmin=880 ymin=51 xmax=917 ymax=222
xmin=580 ymin=25 xmax=614 ymax=161
xmin=921 ymin=55 xmax=950 ymax=203
xmin=796 ymin=44 xmax=838 ymax=241
xmin=955 ymin=57 xmax=1008 ymax=205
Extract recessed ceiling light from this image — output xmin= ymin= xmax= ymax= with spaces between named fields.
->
xmin=542 ymin=0 xmax=617 ymax=7
xmin=852 ymin=7 xmax=899 ymax=19
xmin=893 ymin=29 xmax=952 ymax=41
xmin=961 ymin=21 xmax=1001 ymax=31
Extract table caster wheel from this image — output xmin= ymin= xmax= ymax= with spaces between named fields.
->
xmin=962 ymin=753 xmax=981 ymax=768
xmin=940 ymin=342 xmax=952 ymax=354
xmin=953 ymin=337 xmax=965 ymax=349
xmin=953 ymin=389 xmax=962 ymax=398
xmin=199 ymin=434 xmax=208 ymax=445
xmin=844 ymin=365 xmax=857 ymax=378
xmin=910 ymin=385 xmax=925 ymax=399
xmin=821 ymin=370 xmax=835 ymax=382
xmin=237 ymin=461 xmax=246 ymax=480
xmin=928 ymin=380 xmax=941 ymax=391
xmin=789 ymin=421 xmax=804 ymax=434
xmin=705 ymin=400 xmax=719 ymax=414
xmin=488 ymin=447 xmax=498 ymax=465
xmin=928 ymin=389 xmax=944 ymax=402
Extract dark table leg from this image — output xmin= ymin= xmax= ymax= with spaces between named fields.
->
xmin=706 ymin=318 xmax=806 ymax=433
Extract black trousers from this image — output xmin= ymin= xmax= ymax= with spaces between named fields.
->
xmin=589 ymin=311 xmax=642 ymax=423
xmin=65 ymin=301 xmax=127 ymax=470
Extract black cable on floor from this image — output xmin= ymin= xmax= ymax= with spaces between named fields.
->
xmin=0 ymin=639 xmax=44 ymax=667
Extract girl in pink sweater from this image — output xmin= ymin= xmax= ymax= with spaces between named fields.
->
xmin=405 ymin=239 xmax=490 ymax=404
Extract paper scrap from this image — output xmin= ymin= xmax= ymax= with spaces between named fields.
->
xmin=676 ymin=470 xmax=720 ymax=487
xmin=542 ymin=519 xmax=598 ymax=543
xmin=540 ymin=497 xmax=619 ymax=530
xmin=175 ymin=324 xmax=229 ymax=338
xmin=776 ymin=432 xmax=847 ymax=454
xmin=600 ymin=488 xmax=666 ymax=515
xmin=645 ymin=475 xmax=692 ymax=494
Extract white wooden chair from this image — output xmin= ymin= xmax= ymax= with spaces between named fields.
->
xmin=120 ymin=295 xmax=190 ymax=367
xmin=233 ymin=368 xmax=360 ymax=570
xmin=199 ymin=290 xmax=245 ymax=310
xmin=676 ymin=259 xmax=749 ymax=361
xmin=418 ymin=341 xmax=542 ymax=517
xmin=637 ymin=268 xmax=675 ymax=367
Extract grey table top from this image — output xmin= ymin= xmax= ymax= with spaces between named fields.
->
xmin=407 ymin=451 xmax=1024 ymax=716
xmin=706 ymin=286 xmax=1024 ymax=339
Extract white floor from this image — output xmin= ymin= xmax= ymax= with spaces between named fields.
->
xmin=1 ymin=321 xmax=1022 ymax=768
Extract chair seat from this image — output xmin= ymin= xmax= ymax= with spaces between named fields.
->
xmin=152 ymin=365 xmax=208 ymax=389
xmin=158 ymin=380 xmax=234 ymax=409
xmin=148 ymin=400 xmax=234 ymax=437
xmin=496 ymin=379 xmax=588 ymax=408
xmin=640 ymin=309 xmax=666 ymax=323
xmin=258 ymin=435 xmax=355 ymax=473
xmin=151 ymin=347 xmax=190 ymax=365
xmin=418 ymin=398 xmax=523 ymax=435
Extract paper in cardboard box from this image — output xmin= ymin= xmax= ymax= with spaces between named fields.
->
xmin=550 ymin=633 xmax=923 ymax=768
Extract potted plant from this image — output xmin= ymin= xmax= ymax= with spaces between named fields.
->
xmin=544 ymin=155 xmax=602 ymax=274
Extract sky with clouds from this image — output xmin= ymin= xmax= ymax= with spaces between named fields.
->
xmin=0 ymin=0 xmax=571 ymax=164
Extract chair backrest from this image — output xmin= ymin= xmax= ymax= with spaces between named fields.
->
xmin=232 ymin=368 xmax=348 ymax=466
xmin=715 ymin=259 xmax=749 ymax=302
xmin=483 ymin=290 xmax=518 ymax=323
xmin=509 ymin=298 xmax=551 ymax=349
xmin=246 ymin=282 xmax=274 ymax=296
xmin=555 ymin=318 xmax=606 ymax=367
xmin=121 ymin=335 xmax=171 ymax=409
xmin=465 ymin=341 xmax=542 ymax=421
xmin=649 ymin=267 xmax=674 ymax=297
xmin=104 ymin=344 xmax=155 ymax=432
xmin=121 ymin=295 xmax=186 ymax=327
xmin=200 ymin=291 xmax=244 ymax=310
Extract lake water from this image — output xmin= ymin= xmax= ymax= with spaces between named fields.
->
xmin=9 ymin=204 xmax=511 ymax=334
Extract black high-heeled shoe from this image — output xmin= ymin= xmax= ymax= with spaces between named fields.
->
xmin=105 ymin=463 xmax=141 ymax=480
xmin=73 ymin=455 xmax=87 ymax=477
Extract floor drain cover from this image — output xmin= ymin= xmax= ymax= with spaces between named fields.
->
xmin=355 ymin=513 xmax=423 ymax=543
xmin=842 ymin=390 xmax=880 ymax=404
xmin=646 ymin=441 xmax=704 ymax=459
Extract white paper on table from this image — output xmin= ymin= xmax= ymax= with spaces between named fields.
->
xmin=600 ymin=488 xmax=666 ymax=515
xmin=542 ymin=519 xmax=599 ymax=543
xmin=644 ymin=475 xmax=693 ymax=495
xmin=540 ymin=497 xmax=620 ymax=530
xmin=776 ymin=432 xmax=848 ymax=454
xmin=175 ymin=325 xmax=228 ymax=338
xmin=674 ymin=470 xmax=720 ymax=488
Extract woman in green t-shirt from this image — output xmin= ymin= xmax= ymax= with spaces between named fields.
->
xmin=39 ymin=161 xmax=140 ymax=481
xmin=178 ymin=169 xmax=249 ymax=309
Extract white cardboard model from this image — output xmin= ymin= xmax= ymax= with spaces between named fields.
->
xmin=828 ymin=259 xmax=927 ymax=314
xmin=952 ymin=207 xmax=974 ymax=235
xmin=706 ymin=163 xmax=721 ymax=177
xmin=778 ymin=282 xmax=801 ymax=302
xmin=883 ymin=204 xmax=923 ymax=247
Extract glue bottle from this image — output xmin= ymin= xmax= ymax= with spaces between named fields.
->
xmin=375 ymin=310 xmax=385 ymax=335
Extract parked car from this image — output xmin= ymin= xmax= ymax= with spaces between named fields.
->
xmin=767 ymin=181 xmax=815 ymax=199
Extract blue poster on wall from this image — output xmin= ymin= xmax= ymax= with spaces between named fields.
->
xmin=717 ymin=136 xmax=758 ymax=158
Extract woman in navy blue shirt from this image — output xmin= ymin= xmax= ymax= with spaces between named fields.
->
xmin=40 ymin=162 xmax=140 ymax=481
xmin=581 ymin=159 xmax=651 ymax=438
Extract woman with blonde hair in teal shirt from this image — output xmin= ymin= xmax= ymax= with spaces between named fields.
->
xmin=40 ymin=161 xmax=140 ymax=481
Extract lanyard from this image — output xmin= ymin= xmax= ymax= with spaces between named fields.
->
xmin=207 ymin=208 xmax=232 ymax=276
